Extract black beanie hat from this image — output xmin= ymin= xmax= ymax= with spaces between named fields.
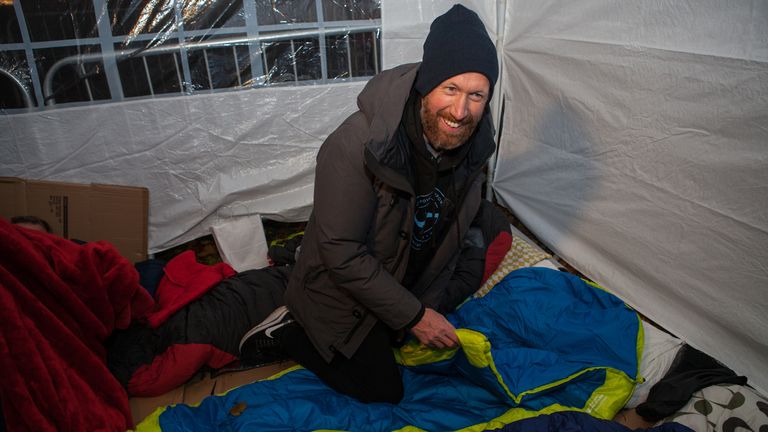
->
xmin=414 ymin=4 xmax=498 ymax=97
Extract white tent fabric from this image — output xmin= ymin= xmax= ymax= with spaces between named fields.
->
xmin=491 ymin=0 xmax=768 ymax=393
xmin=1 ymin=84 xmax=362 ymax=251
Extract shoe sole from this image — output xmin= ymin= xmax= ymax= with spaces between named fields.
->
xmin=239 ymin=306 xmax=291 ymax=352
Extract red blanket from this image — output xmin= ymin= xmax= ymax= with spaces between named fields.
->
xmin=0 ymin=219 xmax=154 ymax=431
xmin=145 ymin=250 xmax=235 ymax=328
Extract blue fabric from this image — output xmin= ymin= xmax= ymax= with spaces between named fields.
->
xmin=159 ymin=367 xmax=512 ymax=431
xmin=487 ymin=411 xmax=694 ymax=432
xmin=449 ymin=267 xmax=639 ymax=408
xmin=134 ymin=258 xmax=166 ymax=297
xmin=156 ymin=268 xmax=641 ymax=432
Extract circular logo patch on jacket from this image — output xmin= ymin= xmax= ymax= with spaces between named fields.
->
xmin=412 ymin=188 xmax=445 ymax=250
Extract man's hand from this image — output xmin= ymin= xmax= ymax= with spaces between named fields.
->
xmin=409 ymin=307 xmax=459 ymax=349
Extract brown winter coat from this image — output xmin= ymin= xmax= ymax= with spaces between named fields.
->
xmin=284 ymin=63 xmax=496 ymax=362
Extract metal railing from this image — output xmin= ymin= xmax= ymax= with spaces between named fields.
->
xmin=1 ymin=67 xmax=34 ymax=108
xmin=43 ymin=24 xmax=380 ymax=105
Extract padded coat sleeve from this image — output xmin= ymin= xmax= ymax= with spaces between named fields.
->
xmin=421 ymin=237 xmax=485 ymax=315
xmin=311 ymin=121 xmax=423 ymax=330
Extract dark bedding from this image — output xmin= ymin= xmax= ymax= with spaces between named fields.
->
xmin=107 ymin=265 xmax=291 ymax=396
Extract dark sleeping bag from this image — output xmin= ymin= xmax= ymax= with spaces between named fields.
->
xmin=107 ymin=265 xmax=291 ymax=397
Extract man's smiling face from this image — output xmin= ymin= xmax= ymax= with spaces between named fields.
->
xmin=420 ymin=72 xmax=490 ymax=152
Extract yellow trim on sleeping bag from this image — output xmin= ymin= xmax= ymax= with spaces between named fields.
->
xmin=395 ymin=326 xmax=639 ymax=423
xmin=582 ymin=278 xmax=647 ymax=399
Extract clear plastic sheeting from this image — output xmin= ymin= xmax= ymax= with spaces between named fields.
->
xmin=1 ymin=0 xmax=380 ymax=251
xmin=492 ymin=0 xmax=768 ymax=392
xmin=0 ymin=0 xmax=381 ymax=109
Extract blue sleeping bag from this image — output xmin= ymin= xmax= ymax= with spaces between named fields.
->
xmin=137 ymin=268 xmax=643 ymax=432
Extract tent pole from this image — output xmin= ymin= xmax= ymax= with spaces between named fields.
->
xmin=486 ymin=0 xmax=507 ymax=200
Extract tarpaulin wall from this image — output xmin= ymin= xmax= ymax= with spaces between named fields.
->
xmin=2 ymin=83 xmax=360 ymax=250
xmin=0 ymin=0 xmax=379 ymax=251
xmin=488 ymin=0 xmax=768 ymax=393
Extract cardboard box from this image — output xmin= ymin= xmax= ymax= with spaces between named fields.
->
xmin=0 ymin=177 xmax=149 ymax=262
xmin=129 ymin=361 xmax=296 ymax=426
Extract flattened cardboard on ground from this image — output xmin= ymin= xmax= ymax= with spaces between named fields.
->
xmin=0 ymin=177 xmax=148 ymax=262
xmin=129 ymin=361 xmax=295 ymax=426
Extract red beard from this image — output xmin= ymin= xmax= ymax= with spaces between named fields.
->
xmin=420 ymin=98 xmax=480 ymax=151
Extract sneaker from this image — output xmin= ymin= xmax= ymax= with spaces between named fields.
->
xmin=239 ymin=305 xmax=295 ymax=354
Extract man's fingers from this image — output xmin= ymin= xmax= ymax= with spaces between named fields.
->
xmin=427 ymin=333 xmax=458 ymax=349
xmin=441 ymin=329 xmax=459 ymax=347
xmin=411 ymin=308 xmax=460 ymax=349
xmin=446 ymin=331 xmax=459 ymax=345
